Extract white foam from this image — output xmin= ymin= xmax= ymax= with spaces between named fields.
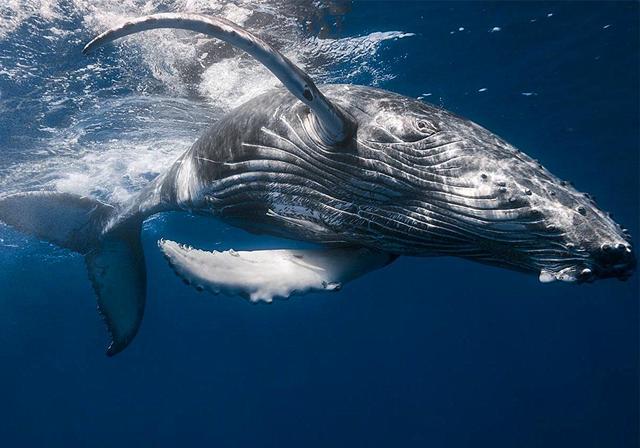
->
xmin=301 ymin=31 xmax=415 ymax=84
xmin=198 ymin=57 xmax=279 ymax=112
xmin=0 ymin=0 xmax=414 ymax=205
xmin=0 ymin=0 xmax=63 ymax=38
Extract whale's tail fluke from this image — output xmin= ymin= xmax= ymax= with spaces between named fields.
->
xmin=0 ymin=192 xmax=145 ymax=356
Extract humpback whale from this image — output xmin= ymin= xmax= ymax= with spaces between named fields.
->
xmin=0 ymin=14 xmax=635 ymax=355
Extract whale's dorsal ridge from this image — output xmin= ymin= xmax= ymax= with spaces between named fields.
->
xmin=83 ymin=13 xmax=356 ymax=146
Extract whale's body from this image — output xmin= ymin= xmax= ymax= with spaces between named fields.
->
xmin=128 ymin=84 xmax=622 ymax=272
xmin=0 ymin=14 xmax=634 ymax=355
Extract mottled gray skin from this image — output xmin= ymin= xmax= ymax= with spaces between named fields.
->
xmin=118 ymin=84 xmax=634 ymax=283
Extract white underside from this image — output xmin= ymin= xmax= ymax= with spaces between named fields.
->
xmin=158 ymin=240 xmax=391 ymax=302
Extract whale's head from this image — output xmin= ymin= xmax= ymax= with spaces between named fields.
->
xmin=346 ymin=88 xmax=636 ymax=284
xmin=429 ymin=117 xmax=636 ymax=284
xmin=454 ymin=129 xmax=636 ymax=285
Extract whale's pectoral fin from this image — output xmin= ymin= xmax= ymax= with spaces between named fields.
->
xmin=83 ymin=13 xmax=356 ymax=145
xmin=158 ymin=240 xmax=394 ymax=302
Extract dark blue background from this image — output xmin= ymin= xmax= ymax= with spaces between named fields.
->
xmin=0 ymin=2 xmax=638 ymax=447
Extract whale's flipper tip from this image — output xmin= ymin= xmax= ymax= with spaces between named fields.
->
xmin=82 ymin=36 xmax=104 ymax=55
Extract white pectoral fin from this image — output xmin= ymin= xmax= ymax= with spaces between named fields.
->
xmin=158 ymin=240 xmax=394 ymax=302
xmin=83 ymin=13 xmax=354 ymax=145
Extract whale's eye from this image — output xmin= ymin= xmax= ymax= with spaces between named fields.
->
xmin=416 ymin=119 xmax=437 ymax=135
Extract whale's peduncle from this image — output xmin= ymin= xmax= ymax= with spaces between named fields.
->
xmin=83 ymin=13 xmax=356 ymax=145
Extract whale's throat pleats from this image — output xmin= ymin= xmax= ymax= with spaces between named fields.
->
xmin=83 ymin=13 xmax=356 ymax=146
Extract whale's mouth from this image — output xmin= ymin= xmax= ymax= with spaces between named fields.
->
xmin=538 ymin=245 xmax=636 ymax=284
xmin=539 ymin=267 xmax=583 ymax=284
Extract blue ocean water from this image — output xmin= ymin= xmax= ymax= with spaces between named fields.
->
xmin=0 ymin=1 xmax=638 ymax=446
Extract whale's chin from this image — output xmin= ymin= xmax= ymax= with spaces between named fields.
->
xmin=538 ymin=259 xmax=636 ymax=284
